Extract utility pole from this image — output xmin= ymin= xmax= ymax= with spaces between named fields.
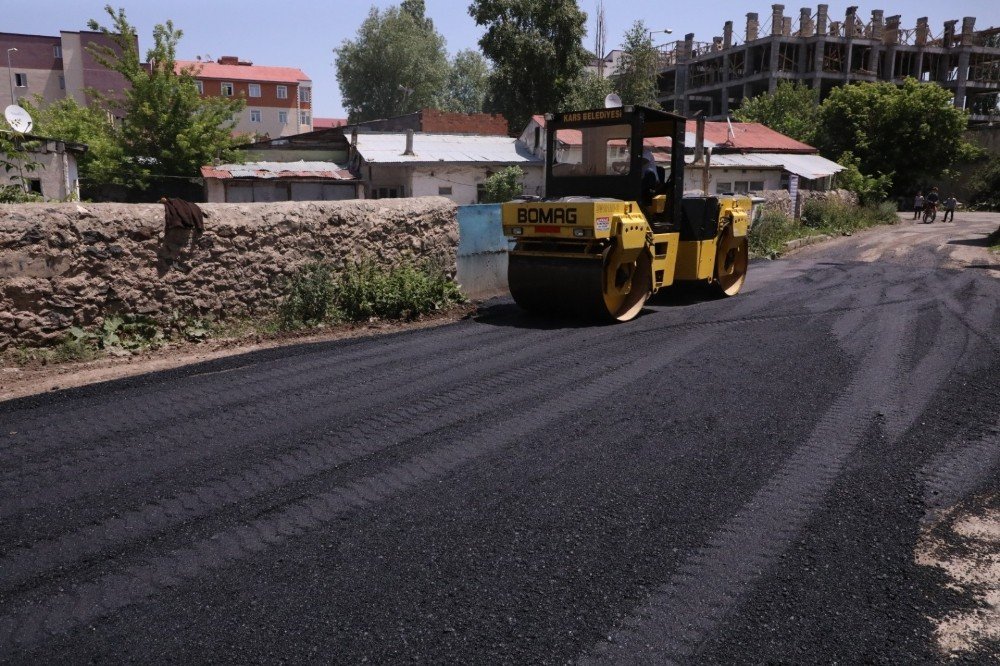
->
xmin=595 ymin=1 xmax=606 ymax=78
xmin=7 ymin=48 xmax=18 ymax=106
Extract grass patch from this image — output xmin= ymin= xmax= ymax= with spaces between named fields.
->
xmin=748 ymin=209 xmax=805 ymax=259
xmin=988 ymin=226 xmax=1000 ymax=253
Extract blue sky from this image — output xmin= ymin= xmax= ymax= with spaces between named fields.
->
xmin=6 ymin=1 xmax=999 ymax=118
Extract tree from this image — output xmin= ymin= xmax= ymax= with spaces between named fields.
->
xmin=469 ymin=0 xmax=589 ymax=132
xmin=481 ymin=165 xmax=525 ymax=202
xmin=440 ymin=50 xmax=490 ymax=114
xmin=734 ymin=80 xmax=820 ymax=145
xmin=613 ymin=21 xmax=660 ymax=108
xmin=816 ymin=78 xmax=977 ymax=193
xmin=0 ymin=133 xmax=41 ymax=202
xmin=967 ymin=154 xmax=1000 ymax=211
xmin=21 ymin=96 xmax=124 ymax=187
xmin=834 ymin=151 xmax=892 ymax=205
xmin=560 ymin=70 xmax=614 ymax=111
xmin=86 ymin=6 xmax=245 ymax=192
xmin=335 ymin=4 xmax=449 ymax=122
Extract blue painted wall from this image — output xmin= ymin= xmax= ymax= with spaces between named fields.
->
xmin=456 ymin=204 xmax=511 ymax=299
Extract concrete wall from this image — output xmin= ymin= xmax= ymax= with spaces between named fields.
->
xmin=0 ymin=142 xmax=81 ymax=201
xmin=456 ymin=204 xmax=510 ymax=299
xmin=0 ymin=197 xmax=458 ymax=348
xmin=411 ymin=165 xmax=544 ymax=204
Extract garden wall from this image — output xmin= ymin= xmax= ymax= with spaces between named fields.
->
xmin=0 ymin=197 xmax=458 ymax=349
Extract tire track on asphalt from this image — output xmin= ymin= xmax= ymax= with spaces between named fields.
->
xmin=0 ymin=321 xmax=507 ymax=464
xmin=0 ymin=321 xmax=721 ymax=653
xmin=0 ymin=326 xmax=563 ymax=518
xmin=579 ymin=299 xmax=924 ymax=664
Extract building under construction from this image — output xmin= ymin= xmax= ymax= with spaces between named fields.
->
xmin=656 ymin=5 xmax=1000 ymax=123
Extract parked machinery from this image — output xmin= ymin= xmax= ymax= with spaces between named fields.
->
xmin=502 ymin=105 xmax=755 ymax=322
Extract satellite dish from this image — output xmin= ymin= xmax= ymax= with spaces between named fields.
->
xmin=604 ymin=93 xmax=622 ymax=109
xmin=4 ymin=105 xmax=33 ymax=134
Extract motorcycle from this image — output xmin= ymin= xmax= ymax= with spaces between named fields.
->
xmin=922 ymin=201 xmax=938 ymax=223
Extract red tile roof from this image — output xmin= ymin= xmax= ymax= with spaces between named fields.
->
xmin=176 ymin=60 xmax=310 ymax=84
xmin=703 ymin=122 xmax=814 ymax=153
xmin=529 ymin=115 xmax=815 ymax=153
xmin=313 ymin=117 xmax=349 ymax=129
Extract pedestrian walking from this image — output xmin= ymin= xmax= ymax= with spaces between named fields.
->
xmin=942 ymin=195 xmax=958 ymax=222
xmin=913 ymin=191 xmax=924 ymax=220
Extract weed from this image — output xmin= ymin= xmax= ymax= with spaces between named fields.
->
xmin=278 ymin=262 xmax=340 ymax=330
xmin=802 ymin=199 xmax=896 ymax=235
xmin=334 ymin=259 xmax=465 ymax=322
xmin=748 ymin=210 xmax=804 ymax=259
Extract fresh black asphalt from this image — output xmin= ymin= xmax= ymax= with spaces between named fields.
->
xmin=1 ymin=218 xmax=998 ymax=663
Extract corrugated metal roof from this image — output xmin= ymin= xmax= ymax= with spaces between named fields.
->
xmin=355 ymin=133 xmax=542 ymax=165
xmin=707 ymin=153 xmax=844 ymax=180
xmin=704 ymin=122 xmax=815 ymax=153
xmin=201 ymin=161 xmax=356 ymax=180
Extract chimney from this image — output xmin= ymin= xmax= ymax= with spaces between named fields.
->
xmin=844 ymin=6 xmax=858 ymax=38
xmin=747 ymin=12 xmax=759 ymax=41
xmin=916 ymin=17 xmax=929 ymax=46
xmin=724 ymin=20 xmax=733 ymax=48
xmin=885 ymin=15 xmax=901 ymax=45
xmin=961 ymin=17 xmax=976 ymax=43
xmin=218 ymin=55 xmax=239 ymax=65
xmin=404 ymin=129 xmax=414 ymax=156
xmin=783 ymin=17 xmax=793 ymax=36
xmin=772 ymin=5 xmax=785 ymax=36
xmin=816 ymin=4 xmax=829 ymax=35
xmin=871 ymin=10 xmax=885 ymax=40
xmin=799 ymin=8 xmax=814 ymax=37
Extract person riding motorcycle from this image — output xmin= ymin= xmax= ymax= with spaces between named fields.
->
xmin=923 ymin=187 xmax=940 ymax=223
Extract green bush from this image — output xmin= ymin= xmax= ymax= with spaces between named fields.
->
xmin=279 ymin=262 xmax=339 ymax=329
xmin=748 ymin=209 xmax=801 ymax=258
xmin=278 ymin=259 xmax=465 ymax=329
xmin=335 ymin=259 xmax=465 ymax=322
xmin=802 ymin=199 xmax=895 ymax=234
xmin=480 ymin=166 xmax=525 ymax=203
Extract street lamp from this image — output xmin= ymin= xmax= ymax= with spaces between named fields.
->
xmin=7 ymin=47 xmax=18 ymax=106
xmin=648 ymin=28 xmax=673 ymax=40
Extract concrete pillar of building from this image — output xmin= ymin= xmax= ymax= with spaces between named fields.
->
xmin=961 ymin=17 xmax=976 ymax=45
xmin=721 ymin=50 xmax=731 ymax=116
xmin=817 ymin=4 xmax=829 ymax=35
xmin=724 ymin=20 xmax=734 ymax=48
xmin=955 ymin=50 xmax=970 ymax=109
xmin=844 ymin=6 xmax=859 ymax=39
xmin=772 ymin=5 xmax=785 ymax=36
xmin=799 ymin=8 xmax=814 ymax=37
xmin=683 ymin=33 xmax=695 ymax=60
xmin=944 ymin=20 xmax=957 ymax=48
xmin=830 ymin=21 xmax=841 ymax=38
xmin=747 ymin=13 xmax=759 ymax=42
xmin=916 ymin=17 xmax=929 ymax=47
xmin=783 ymin=17 xmax=793 ymax=37
xmin=871 ymin=10 xmax=885 ymax=41
xmin=885 ymin=15 xmax=901 ymax=46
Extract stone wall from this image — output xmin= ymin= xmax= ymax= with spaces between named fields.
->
xmin=0 ymin=197 xmax=458 ymax=349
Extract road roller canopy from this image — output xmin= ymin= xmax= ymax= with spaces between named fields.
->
xmin=544 ymin=106 xmax=687 ymax=217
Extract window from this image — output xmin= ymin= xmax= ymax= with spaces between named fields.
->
xmin=477 ymin=184 xmax=487 ymax=203
xmin=374 ymin=187 xmax=403 ymax=199
xmin=278 ymin=111 xmax=288 ymax=124
xmin=550 ymin=124 xmax=631 ymax=177
xmin=276 ymin=85 xmax=287 ymax=99
xmin=438 ymin=186 xmax=453 ymax=195
xmin=250 ymin=109 xmax=262 ymax=123
xmin=58 ymin=75 xmax=65 ymax=90
xmin=220 ymin=82 xmax=234 ymax=96
xmin=14 ymin=73 xmax=27 ymax=88
xmin=248 ymin=83 xmax=261 ymax=97
xmin=28 ymin=179 xmax=42 ymax=194
xmin=298 ymin=87 xmax=311 ymax=103
xmin=53 ymin=45 xmax=62 ymax=58
xmin=194 ymin=80 xmax=203 ymax=94
xmin=299 ymin=112 xmax=310 ymax=126
xmin=716 ymin=182 xmax=733 ymax=193
xmin=729 ymin=180 xmax=766 ymax=194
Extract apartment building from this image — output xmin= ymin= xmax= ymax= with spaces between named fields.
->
xmin=0 ymin=30 xmax=133 ymax=111
xmin=656 ymin=5 xmax=1000 ymax=124
xmin=177 ymin=56 xmax=312 ymax=138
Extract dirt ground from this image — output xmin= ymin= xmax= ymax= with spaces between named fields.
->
xmin=1 ymin=212 xmax=996 ymax=404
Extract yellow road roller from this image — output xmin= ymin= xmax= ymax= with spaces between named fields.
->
xmin=502 ymin=105 xmax=754 ymax=322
